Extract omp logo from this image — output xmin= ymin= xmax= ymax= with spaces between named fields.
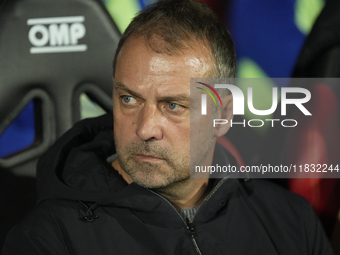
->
xmin=196 ymin=82 xmax=222 ymax=115
xmin=27 ymin=16 xmax=87 ymax=54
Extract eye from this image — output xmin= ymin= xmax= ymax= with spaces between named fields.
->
xmin=166 ymin=102 xmax=186 ymax=114
xmin=121 ymin=95 xmax=137 ymax=105
xmin=168 ymin=102 xmax=179 ymax=110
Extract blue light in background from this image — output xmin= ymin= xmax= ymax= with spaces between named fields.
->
xmin=0 ymin=101 xmax=35 ymax=158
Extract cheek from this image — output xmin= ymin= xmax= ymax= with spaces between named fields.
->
xmin=113 ymin=111 xmax=137 ymax=140
xmin=168 ymin=123 xmax=191 ymax=150
xmin=190 ymin=115 xmax=214 ymax=142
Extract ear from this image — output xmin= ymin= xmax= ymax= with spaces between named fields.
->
xmin=214 ymin=94 xmax=233 ymax=137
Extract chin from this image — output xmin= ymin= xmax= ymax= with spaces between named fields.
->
xmin=119 ymin=157 xmax=190 ymax=189
xmin=132 ymin=174 xmax=173 ymax=189
xmin=132 ymin=172 xmax=191 ymax=190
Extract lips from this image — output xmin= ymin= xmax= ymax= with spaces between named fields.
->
xmin=135 ymin=154 xmax=164 ymax=161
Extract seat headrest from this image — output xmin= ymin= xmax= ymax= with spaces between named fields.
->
xmin=0 ymin=0 xmax=120 ymax=170
xmin=0 ymin=0 xmax=120 ymax=134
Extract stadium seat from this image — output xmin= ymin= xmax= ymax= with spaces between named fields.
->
xmin=0 ymin=0 xmax=120 ymax=247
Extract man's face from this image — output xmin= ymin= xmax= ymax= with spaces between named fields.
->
xmin=113 ymin=36 xmax=215 ymax=189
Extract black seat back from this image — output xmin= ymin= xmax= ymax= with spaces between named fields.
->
xmin=0 ymin=0 xmax=120 ymax=175
xmin=0 ymin=0 xmax=120 ymax=247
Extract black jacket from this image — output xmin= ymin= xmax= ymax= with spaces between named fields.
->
xmin=2 ymin=114 xmax=334 ymax=255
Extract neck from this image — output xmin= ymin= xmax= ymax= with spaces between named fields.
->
xmin=152 ymin=178 xmax=211 ymax=209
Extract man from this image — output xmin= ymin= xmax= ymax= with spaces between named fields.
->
xmin=2 ymin=0 xmax=333 ymax=254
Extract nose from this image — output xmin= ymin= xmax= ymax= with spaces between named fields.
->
xmin=136 ymin=104 xmax=163 ymax=141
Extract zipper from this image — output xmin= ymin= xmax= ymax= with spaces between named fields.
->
xmin=148 ymin=189 xmax=203 ymax=255
xmin=186 ymin=220 xmax=201 ymax=255
xmin=148 ymin=176 xmax=229 ymax=255
xmin=191 ymin=177 xmax=229 ymax=223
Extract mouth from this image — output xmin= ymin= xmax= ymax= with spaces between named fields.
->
xmin=134 ymin=154 xmax=164 ymax=162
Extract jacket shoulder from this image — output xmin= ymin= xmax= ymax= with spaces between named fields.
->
xmin=245 ymin=179 xmax=308 ymax=208
xmin=241 ymin=179 xmax=334 ymax=255
xmin=2 ymin=200 xmax=76 ymax=255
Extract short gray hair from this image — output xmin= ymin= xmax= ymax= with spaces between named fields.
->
xmin=112 ymin=0 xmax=236 ymax=80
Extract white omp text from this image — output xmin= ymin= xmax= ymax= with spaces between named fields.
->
xmin=27 ymin=16 xmax=87 ymax=54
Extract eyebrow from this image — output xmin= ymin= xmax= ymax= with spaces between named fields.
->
xmin=114 ymin=82 xmax=190 ymax=103
xmin=157 ymin=95 xmax=190 ymax=103
xmin=114 ymin=82 xmax=144 ymax=100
